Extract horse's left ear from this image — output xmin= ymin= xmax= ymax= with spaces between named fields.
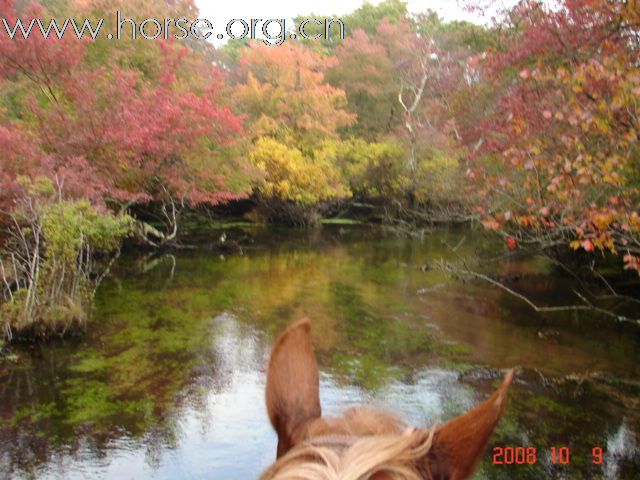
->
xmin=423 ymin=369 xmax=514 ymax=480
xmin=266 ymin=319 xmax=321 ymax=458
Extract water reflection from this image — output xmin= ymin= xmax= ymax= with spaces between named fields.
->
xmin=604 ymin=421 xmax=639 ymax=480
xmin=0 ymin=225 xmax=638 ymax=479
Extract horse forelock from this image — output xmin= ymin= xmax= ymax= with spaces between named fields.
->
xmin=261 ymin=407 xmax=436 ymax=480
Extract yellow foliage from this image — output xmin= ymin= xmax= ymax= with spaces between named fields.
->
xmin=330 ymin=138 xmax=408 ymax=199
xmin=414 ymin=153 xmax=461 ymax=203
xmin=249 ymin=137 xmax=351 ymax=205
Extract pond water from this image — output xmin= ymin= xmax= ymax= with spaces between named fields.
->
xmin=1 ymin=225 xmax=639 ymax=479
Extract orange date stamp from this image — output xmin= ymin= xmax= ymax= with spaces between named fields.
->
xmin=492 ymin=446 xmax=605 ymax=465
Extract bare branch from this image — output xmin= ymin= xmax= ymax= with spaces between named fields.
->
xmin=435 ymin=260 xmax=640 ymax=326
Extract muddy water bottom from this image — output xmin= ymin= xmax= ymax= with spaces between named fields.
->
xmin=1 ymin=225 xmax=639 ymax=479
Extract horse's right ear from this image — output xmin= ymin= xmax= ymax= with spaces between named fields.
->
xmin=266 ymin=319 xmax=321 ymax=458
xmin=423 ymin=369 xmax=514 ymax=480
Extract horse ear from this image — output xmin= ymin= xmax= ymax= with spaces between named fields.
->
xmin=424 ymin=369 xmax=514 ymax=480
xmin=266 ymin=319 xmax=321 ymax=458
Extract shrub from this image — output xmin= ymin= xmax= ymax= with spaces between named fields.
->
xmin=249 ymin=137 xmax=351 ymax=225
xmin=1 ymin=177 xmax=132 ymax=340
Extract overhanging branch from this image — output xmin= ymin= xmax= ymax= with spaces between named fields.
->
xmin=435 ymin=260 xmax=640 ymax=326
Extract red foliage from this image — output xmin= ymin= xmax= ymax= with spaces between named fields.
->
xmin=468 ymin=0 xmax=640 ymax=272
xmin=0 ymin=2 xmax=249 ymax=210
xmin=0 ymin=2 xmax=86 ymax=82
xmin=35 ymin=61 xmax=244 ymax=205
xmin=0 ymin=123 xmax=42 ymax=209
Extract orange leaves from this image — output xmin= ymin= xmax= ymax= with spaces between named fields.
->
xmin=582 ymin=240 xmax=595 ymax=252
xmin=235 ymin=42 xmax=360 ymax=212
xmin=570 ymin=239 xmax=596 ymax=252
xmin=623 ymin=254 xmax=640 ymax=273
xmin=519 ymin=69 xmax=531 ymax=80
xmin=481 ymin=217 xmax=501 ymax=230
xmin=236 ymin=43 xmax=355 ymax=144
xmin=569 ymin=237 xmax=614 ymax=254
xmin=516 ymin=215 xmax=538 ymax=229
xmin=470 ymin=0 xmax=639 ymax=272
xmin=592 ymin=213 xmax=615 ymax=231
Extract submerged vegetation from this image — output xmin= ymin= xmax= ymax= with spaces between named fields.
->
xmin=1 ymin=227 xmax=638 ymax=478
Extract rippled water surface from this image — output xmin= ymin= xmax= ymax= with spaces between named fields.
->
xmin=1 ymin=225 xmax=639 ymax=479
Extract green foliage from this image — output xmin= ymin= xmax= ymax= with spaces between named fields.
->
xmin=416 ymin=14 xmax=499 ymax=53
xmin=333 ymin=138 xmax=409 ymax=199
xmin=344 ymin=0 xmax=410 ymax=33
xmin=325 ymin=31 xmax=399 ymax=140
xmin=1 ymin=178 xmax=133 ymax=338
xmin=332 ymin=138 xmax=463 ymax=206
xmin=295 ymin=0 xmax=410 ymax=51
xmin=42 ymin=200 xmax=132 ymax=266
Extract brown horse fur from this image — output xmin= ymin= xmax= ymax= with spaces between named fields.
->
xmin=262 ymin=319 xmax=514 ymax=480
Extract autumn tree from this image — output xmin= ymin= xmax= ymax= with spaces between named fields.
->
xmin=327 ymin=28 xmax=399 ymax=140
xmin=327 ymin=13 xmax=484 ymax=215
xmin=468 ymin=0 xmax=640 ymax=273
xmin=294 ymin=0 xmax=410 ymax=51
xmin=234 ymin=42 xmax=355 ymax=224
xmin=0 ymin=0 xmax=254 ymax=338
xmin=0 ymin=0 xmax=255 ymax=245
